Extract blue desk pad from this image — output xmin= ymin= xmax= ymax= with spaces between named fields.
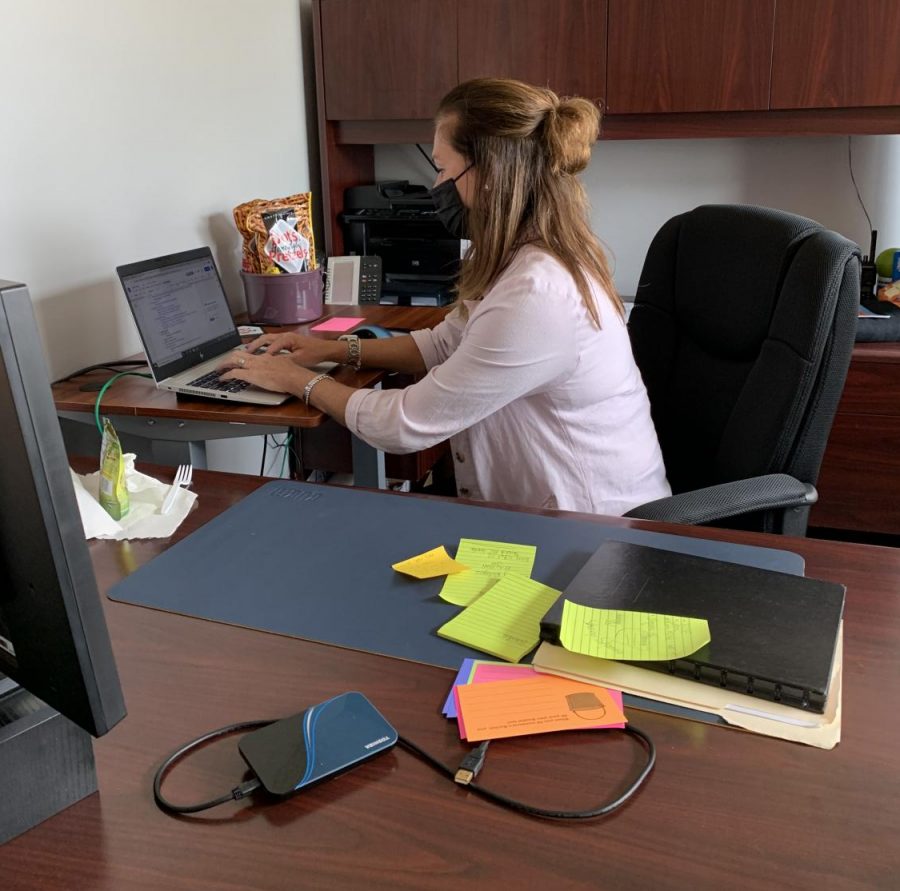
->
xmin=109 ymin=481 xmax=804 ymax=675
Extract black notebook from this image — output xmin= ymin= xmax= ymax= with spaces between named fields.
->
xmin=539 ymin=541 xmax=845 ymax=713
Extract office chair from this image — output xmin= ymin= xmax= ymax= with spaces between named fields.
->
xmin=624 ymin=204 xmax=860 ymax=536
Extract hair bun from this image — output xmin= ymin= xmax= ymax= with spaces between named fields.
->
xmin=543 ymin=96 xmax=600 ymax=175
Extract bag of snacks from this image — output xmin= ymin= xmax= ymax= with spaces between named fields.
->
xmin=98 ymin=418 xmax=129 ymax=520
xmin=233 ymin=193 xmax=317 ymax=274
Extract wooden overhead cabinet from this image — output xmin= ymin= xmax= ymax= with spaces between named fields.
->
xmin=313 ymin=0 xmax=900 ymax=250
xmin=457 ymin=0 xmax=607 ymax=100
xmin=771 ymin=0 xmax=900 ymax=109
xmin=319 ymin=0 xmax=458 ymax=120
xmin=606 ymin=0 xmax=776 ymax=114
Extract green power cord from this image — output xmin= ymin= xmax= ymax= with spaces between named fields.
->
xmin=93 ymin=371 xmax=154 ymax=434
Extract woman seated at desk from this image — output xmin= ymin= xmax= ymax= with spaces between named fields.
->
xmin=219 ymin=77 xmax=670 ymax=516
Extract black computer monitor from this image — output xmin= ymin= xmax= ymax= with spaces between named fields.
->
xmin=0 ymin=280 xmax=126 ymax=737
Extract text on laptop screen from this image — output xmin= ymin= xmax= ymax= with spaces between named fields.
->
xmin=122 ymin=257 xmax=234 ymax=367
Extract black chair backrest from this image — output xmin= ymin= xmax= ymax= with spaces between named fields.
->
xmin=628 ymin=204 xmax=860 ymax=501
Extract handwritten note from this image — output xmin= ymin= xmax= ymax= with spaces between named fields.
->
xmin=454 ymin=674 xmax=626 ymax=742
xmin=439 ymin=539 xmax=537 ymax=606
xmin=392 ymin=546 xmax=467 ymax=579
xmin=437 ymin=575 xmax=560 ymax=663
xmin=309 ymin=316 xmax=364 ymax=333
xmin=560 ymin=602 xmax=710 ymax=661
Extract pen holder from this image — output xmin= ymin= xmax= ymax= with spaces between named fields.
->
xmin=241 ymin=269 xmax=324 ymax=325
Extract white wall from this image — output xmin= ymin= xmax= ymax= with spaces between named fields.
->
xmin=377 ymin=134 xmax=900 ymax=297
xmin=0 ymin=0 xmax=317 ymax=473
xmin=3 ymin=3 xmax=899 ymax=473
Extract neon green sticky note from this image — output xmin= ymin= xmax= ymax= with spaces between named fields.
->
xmin=392 ymin=546 xmax=468 ymax=579
xmin=437 ymin=575 xmax=561 ymax=663
xmin=559 ymin=602 xmax=711 ymax=661
xmin=439 ymin=539 xmax=537 ymax=606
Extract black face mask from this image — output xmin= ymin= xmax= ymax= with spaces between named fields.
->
xmin=430 ymin=165 xmax=473 ymax=240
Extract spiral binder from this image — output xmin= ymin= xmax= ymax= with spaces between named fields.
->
xmin=540 ymin=540 xmax=845 ymax=714
xmin=647 ymin=659 xmax=822 ymax=712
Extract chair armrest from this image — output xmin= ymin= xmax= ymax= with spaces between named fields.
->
xmin=623 ymin=474 xmax=817 ymax=527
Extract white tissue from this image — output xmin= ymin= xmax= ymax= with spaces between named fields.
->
xmin=70 ymin=454 xmax=197 ymax=540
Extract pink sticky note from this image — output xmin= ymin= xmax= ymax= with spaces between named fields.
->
xmin=310 ymin=316 xmax=364 ymax=333
xmin=471 ymin=663 xmax=538 ymax=685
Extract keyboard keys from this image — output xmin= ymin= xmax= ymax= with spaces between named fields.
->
xmin=187 ymin=371 xmax=251 ymax=393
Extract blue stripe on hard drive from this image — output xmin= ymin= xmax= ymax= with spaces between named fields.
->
xmin=298 ymin=694 xmax=341 ymax=788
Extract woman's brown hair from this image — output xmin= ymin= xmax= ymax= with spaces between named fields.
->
xmin=437 ymin=78 xmax=621 ymax=326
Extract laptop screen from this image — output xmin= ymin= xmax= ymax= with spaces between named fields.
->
xmin=117 ymin=247 xmax=242 ymax=382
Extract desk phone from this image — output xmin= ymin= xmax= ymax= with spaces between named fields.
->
xmin=324 ymin=255 xmax=383 ymax=305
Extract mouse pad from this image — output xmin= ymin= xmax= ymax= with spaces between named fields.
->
xmin=108 ymin=481 xmax=805 ymax=673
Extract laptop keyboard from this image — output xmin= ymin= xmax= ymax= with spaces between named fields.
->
xmin=187 ymin=370 xmax=252 ymax=393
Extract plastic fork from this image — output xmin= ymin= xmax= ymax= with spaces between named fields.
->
xmin=160 ymin=464 xmax=193 ymax=515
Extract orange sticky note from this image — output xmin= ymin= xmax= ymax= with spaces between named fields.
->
xmin=454 ymin=674 xmax=626 ymax=742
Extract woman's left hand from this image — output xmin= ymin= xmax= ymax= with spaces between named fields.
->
xmin=217 ymin=348 xmax=313 ymax=396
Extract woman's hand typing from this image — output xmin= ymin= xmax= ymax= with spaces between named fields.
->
xmin=217 ymin=349 xmax=313 ymax=396
xmin=243 ymin=332 xmax=342 ymax=368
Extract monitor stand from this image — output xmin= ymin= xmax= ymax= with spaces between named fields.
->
xmin=0 ymin=674 xmax=97 ymax=844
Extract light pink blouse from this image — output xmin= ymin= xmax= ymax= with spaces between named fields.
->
xmin=344 ymin=245 xmax=670 ymax=515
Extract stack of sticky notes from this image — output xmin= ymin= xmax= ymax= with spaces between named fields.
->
xmin=392 ymin=540 xmax=713 ymax=668
xmin=392 ymin=538 xmax=558 ymax=663
xmin=442 ymin=658 xmax=626 ymax=742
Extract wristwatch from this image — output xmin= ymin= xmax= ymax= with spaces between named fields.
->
xmin=338 ymin=333 xmax=362 ymax=370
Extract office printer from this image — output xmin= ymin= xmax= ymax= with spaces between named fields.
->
xmin=341 ymin=181 xmax=461 ymax=306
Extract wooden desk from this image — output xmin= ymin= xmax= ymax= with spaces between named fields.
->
xmin=813 ymin=341 xmax=900 ymax=536
xmin=4 ymin=463 xmax=899 ymax=889
xmin=52 ymin=305 xmax=447 ymax=485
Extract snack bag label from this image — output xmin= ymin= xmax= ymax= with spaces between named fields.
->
xmin=264 ymin=217 xmax=310 ymax=273
xmin=98 ymin=418 xmax=129 ymax=520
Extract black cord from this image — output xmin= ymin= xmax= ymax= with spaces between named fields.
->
xmin=289 ymin=433 xmax=304 ymax=481
xmin=399 ymin=726 xmax=655 ymax=821
xmin=415 ymin=143 xmax=439 ymax=173
xmin=259 ymin=437 xmax=268 ymax=477
xmin=848 ymin=136 xmax=873 ymax=235
xmin=153 ymin=717 xmax=655 ymax=820
xmin=268 ymin=430 xmax=304 ymax=480
xmin=262 ymin=433 xmax=294 ymax=478
xmin=55 ymin=359 xmax=149 ymax=383
xmin=153 ymin=719 xmax=272 ymax=814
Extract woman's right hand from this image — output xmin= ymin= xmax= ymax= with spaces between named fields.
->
xmin=244 ymin=332 xmax=341 ymax=368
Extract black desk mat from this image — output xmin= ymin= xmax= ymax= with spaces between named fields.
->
xmin=109 ymin=482 xmax=804 ymax=670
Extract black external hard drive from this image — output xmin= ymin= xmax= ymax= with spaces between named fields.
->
xmin=238 ymin=692 xmax=398 ymax=796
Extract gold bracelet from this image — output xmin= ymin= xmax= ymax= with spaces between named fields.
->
xmin=339 ymin=334 xmax=362 ymax=370
xmin=302 ymin=372 xmax=334 ymax=406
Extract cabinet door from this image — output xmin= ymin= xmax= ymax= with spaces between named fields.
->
xmin=606 ymin=0 xmax=775 ymax=113
xmin=458 ymin=0 xmax=606 ymax=101
xmin=771 ymin=0 xmax=900 ymax=109
xmin=320 ymin=0 xmax=457 ymax=119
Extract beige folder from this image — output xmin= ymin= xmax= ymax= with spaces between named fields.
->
xmin=532 ymin=624 xmax=842 ymax=750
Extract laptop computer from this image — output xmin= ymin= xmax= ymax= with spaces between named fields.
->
xmin=116 ymin=247 xmax=290 ymax=406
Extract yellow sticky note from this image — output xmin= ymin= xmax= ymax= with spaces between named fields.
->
xmin=560 ymin=602 xmax=710 ymax=661
xmin=439 ymin=539 xmax=537 ymax=606
xmin=392 ymin=546 xmax=467 ymax=579
xmin=437 ymin=575 xmax=560 ymax=663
